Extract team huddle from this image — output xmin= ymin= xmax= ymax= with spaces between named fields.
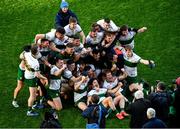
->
xmin=12 ymin=0 xmax=179 ymax=128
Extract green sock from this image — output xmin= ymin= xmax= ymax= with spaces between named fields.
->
xmin=50 ymin=108 xmax=56 ymax=113
xmin=120 ymin=108 xmax=124 ymax=112
xmin=39 ymin=97 xmax=44 ymax=104
xmin=36 ymin=96 xmax=41 ymax=103
xmin=33 ymin=101 xmax=38 ymax=106
xmin=13 ymin=98 xmax=17 ymax=101
xmin=114 ymin=109 xmax=119 ymax=114
xmin=28 ymin=107 xmax=32 ymax=111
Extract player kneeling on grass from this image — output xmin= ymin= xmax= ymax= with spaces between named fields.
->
xmin=82 ymin=94 xmax=107 ymax=129
xmin=23 ymin=44 xmax=48 ymax=116
xmin=47 ymin=57 xmax=66 ymax=115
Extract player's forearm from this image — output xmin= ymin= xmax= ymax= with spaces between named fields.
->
xmin=36 ymin=72 xmax=47 ymax=80
xmin=49 ymin=43 xmax=61 ymax=53
xmin=137 ymin=27 xmax=147 ymax=33
xmin=80 ymin=31 xmax=86 ymax=44
xmin=140 ymin=59 xmax=149 ymax=65
xmin=35 ymin=34 xmax=45 ymax=43
xmin=74 ymin=80 xmax=83 ymax=91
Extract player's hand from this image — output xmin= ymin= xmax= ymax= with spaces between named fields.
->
xmin=149 ymin=60 xmax=155 ymax=69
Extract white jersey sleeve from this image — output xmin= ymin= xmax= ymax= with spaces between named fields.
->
xmin=24 ymin=52 xmax=40 ymax=79
xmin=123 ymin=52 xmax=141 ymax=77
xmin=88 ymin=89 xmax=95 ymax=97
xmin=45 ymin=30 xmax=56 ymax=41
xmin=63 ymin=69 xmax=73 ymax=79
xmin=109 ymin=20 xmax=119 ymax=32
xmin=64 ymin=24 xmax=82 ymax=36
xmin=50 ymin=65 xmax=58 ymax=75
xmin=76 ymin=24 xmax=82 ymax=33
xmin=97 ymin=19 xmax=104 ymax=27
xmin=103 ymin=78 xmax=118 ymax=89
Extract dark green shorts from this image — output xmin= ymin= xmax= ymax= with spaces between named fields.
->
xmin=17 ymin=67 xmax=25 ymax=81
xmin=99 ymin=102 xmax=108 ymax=113
xmin=25 ymin=78 xmax=38 ymax=87
xmin=47 ymin=89 xmax=60 ymax=99
xmin=75 ymin=96 xmax=87 ymax=106
xmin=126 ymin=76 xmax=138 ymax=85
xmin=123 ymin=76 xmax=138 ymax=98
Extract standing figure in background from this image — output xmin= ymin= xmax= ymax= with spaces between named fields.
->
xmin=148 ymin=82 xmax=171 ymax=124
xmin=173 ymin=77 xmax=180 ymax=127
xmin=127 ymin=90 xmax=151 ymax=128
xmin=55 ymin=0 xmax=79 ymax=28
xmin=142 ymin=108 xmax=167 ymax=128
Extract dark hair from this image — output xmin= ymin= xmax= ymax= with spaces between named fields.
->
xmin=56 ymin=26 xmax=65 ymax=34
xmin=87 ymin=78 xmax=97 ymax=91
xmin=67 ymin=59 xmax=74 ymax=65
xmin=104 ymin=18 xmax=110 ymax=23
xmin=41 ymin=39 xmax=49 ymax=42
xmin=92 ymin=49 xmax=99 ymax=55
xmin=31 ymin=44 xmax=38 ymax=55
xmin=84 ymin=66 xmax=92 ymax=72
xmin=91 ymin=23 xmax=101 ymax=32
xmin=106 ymin=53 xmax=114 ymax=61
xmin=92 ymin=23 xmax=100 ymax=28
xmin=66 ymin=43 xmax=74 ymax=48
xmin=72 ymin=35 xmax=80 ymax=39
xmin=82 ymin=66 xmax=92 ymax=76
xmin=91 ymin=94 xmax=99 ymax=104
xmin=40 ymin=112 xmax=62 ymax=129
xmin=88 ymin=78 xmax=96 ymax=86
xmin=157 ymin=82 xmax=166 ymax=91
xmin=104 ymin=69 xmax=112 ymax=76
xmin=77 ymin=59 xmax=85 ymax=65
xmin=120 ymin=25 xmax=128 ymax=32
xmin=82 ymin=71 xmax=88 ymax=76
xmin=69 ymin=17 xmax=77 ymax=23
xmin=90 ymin=28 xmax=97 ymax=33
xmin=55 ymin=56 xmax=63 ymax=63
xmin=23 ymin=45 xmax=31 ymax=52
xmin=104 ymin=32 xmax=112 ymax=37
